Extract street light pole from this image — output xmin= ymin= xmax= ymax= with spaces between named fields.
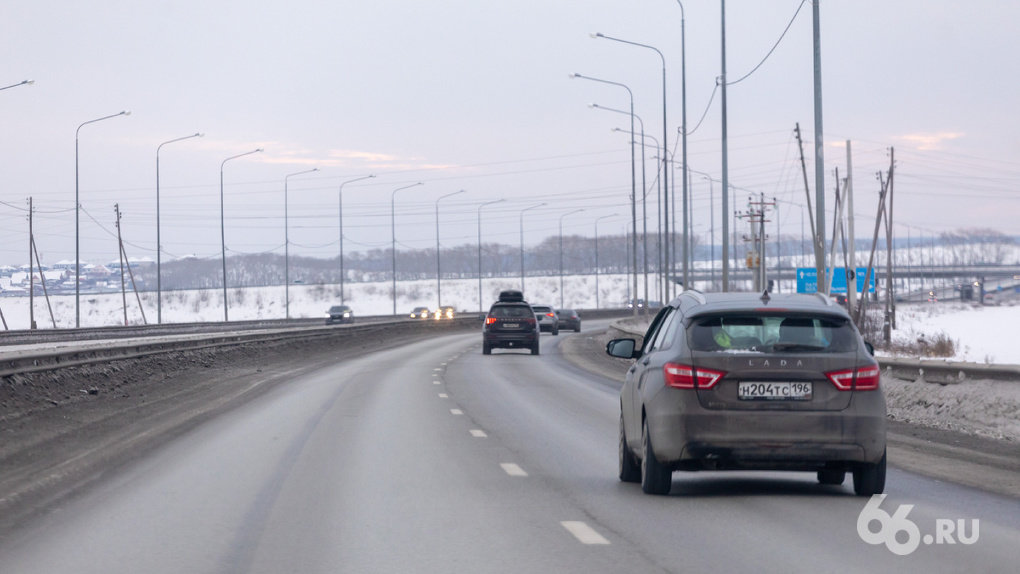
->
xmin=519 ymin=203 xmax=545 ymax=294
xmin=477 ymin=199 xmax=505 ymax=312
xmin=435 ymin=189 xmax=466 ymax=309
xmin=391 ymin=182 xmax=424 ymax=315
xmin=570 ymin=73 xmax=638 ymax=317
xmin=338 ymin=175 xmax=375 ymax=305
xmin=559 ymin=209 xmax=585 ymax=309
xmin=285 ymin=168 xmax=319 ymax=319
xmin=219 ymin=148 xmax=263 ymax=322
xmin=76 ymin=110 xmax=130 ymax=328
xmin=0 ymin=79 xmax=33 ymax=91
xmin=156 ymin=133 xmax=202 ymax=324
xmin=594 ymin=214 xmax=617 ymax=310
xmin=591 ymin=32 xmax=675 ymax=300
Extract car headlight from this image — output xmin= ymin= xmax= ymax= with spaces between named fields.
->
xmin=343 ymin=312 xmax=350 ymax=317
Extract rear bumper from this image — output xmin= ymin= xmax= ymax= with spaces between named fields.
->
xmin=646 ymin=393 xmax=886 ymax=469
xmin=537 ymin=322 xmax=557 ymax=332
xmin=484 ymin=332 xmax=538 ymax=348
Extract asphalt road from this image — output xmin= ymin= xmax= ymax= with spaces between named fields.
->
xmin=1 ymin=325 xmax=1018 ymax=572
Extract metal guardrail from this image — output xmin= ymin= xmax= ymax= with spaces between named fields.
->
xmin=0 ymin=317 xmax=478 ymax=378
xmin=605 ymin=319 xmax=1020 ymax=383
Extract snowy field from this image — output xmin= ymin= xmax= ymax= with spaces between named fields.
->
xmin=2 ymin=273 xmax=1018 ymax=367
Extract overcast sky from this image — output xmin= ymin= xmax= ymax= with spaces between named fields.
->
xmin=1 ymin=0 xmax=1018 ymax=268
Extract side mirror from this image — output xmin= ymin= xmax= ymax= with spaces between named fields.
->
xmin=478 ymin=314 xmax=486 ymax=322
xmin=606 ymin=338 xmax=639 ymax=360
xmin=864 ymin=341 xmax=875 ymax=356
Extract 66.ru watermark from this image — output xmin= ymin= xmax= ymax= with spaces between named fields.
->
xmin=857 ymin=494 xmax=979 ymax=555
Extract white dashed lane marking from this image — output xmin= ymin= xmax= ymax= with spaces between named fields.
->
xmin=561 ymin=521 xmax=611 ymax=545
xmin=438 ymin=393 xmax=448 ymax=398
xmin=469 ymin=430 xmax=487 ymax=438
xmin=450 ymin=409 xmax=463 ymax=415
xmin=500 ymin=463 xmax=528 ymax=477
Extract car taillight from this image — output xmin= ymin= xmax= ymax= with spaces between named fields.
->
xmin=826 ymin=364 xmax=881 ymax=391
xmin=546 ymin=312 xmax=555 ymax=317
xmin=525 ymin=318 xmax=536 ymax=325
xmin=485 ymin=317 xmax=498 ymax=325
xmin=664 ymin=363 xmax=727 ymax=389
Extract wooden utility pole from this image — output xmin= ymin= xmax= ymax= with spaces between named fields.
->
xmin=116 ymin=204 xmax=128 ymax=326
xmin=794 ymin=123 xmax=822 ymax=281
xmin=886 ymin=148 xmax=896 ymax=330
xmin=29 ymin=197 xmax=35 ymax=329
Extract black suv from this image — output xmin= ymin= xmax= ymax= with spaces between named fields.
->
xmin=483 ymin=290 xmax=539 ymax=355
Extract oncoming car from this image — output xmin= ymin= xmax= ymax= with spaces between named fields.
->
xmin=607 ymin=290 xmax=886 ymax=497
xmin=324 ymin=305 xmax=354 ymax=325
xmin=433 ymin=306 xmax=455 ymax=320
xmin=410 ymin=307 xmax=430 ymax=320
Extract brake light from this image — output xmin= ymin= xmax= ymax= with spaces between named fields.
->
xmin=664 ymin=363 xmax=727 ymax=389
xmin=485 ymin=317 xmax=498 ymax=325
xmin=546 ymin=312 xmax=555 ymax=317
xmin=826 ymin=364 xmax=881 ymax=391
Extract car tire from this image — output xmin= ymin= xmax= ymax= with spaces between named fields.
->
xmin=619 ymin=413 xmax=641 ymax=483
xmin=531 ymin=340 xmax=540 ymax=355
xmin=817 ymin=469 xmax=846 ymax=485
xmin=482 ymin=342 xmax=492 ymax=355
xmin=853 ymin=449 xmax=886 ymax=496
xmin=574 ymin=324 xmax=581 ymax=333
xmin=552 ymin=326 xmax=559 ymax=336
xmin=641 ymin=419 xmax=672 ymax=495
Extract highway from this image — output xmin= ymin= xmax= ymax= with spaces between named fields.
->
xmin=1 ymin=323 xmax=1017 ymax=572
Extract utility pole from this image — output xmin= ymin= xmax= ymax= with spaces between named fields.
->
xmin=28 ymin=197 xmax=35 ymax=330
xmin=720 ymin=0 xmax=730 ymax=292
xmin=885 ymin=148 xmax=896 ymax=331
xmin=116 ymin=204 xmax=128 ymax=326
xmin=812 ymin=0 xmax=826 ymax=291
xmin=846 ymin=140 xmax=857 ymax=311
xmin=794 ymin=123 xmax=822 ymax=280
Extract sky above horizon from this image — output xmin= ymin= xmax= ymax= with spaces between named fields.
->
xmin=1 ymin=0 xmax=1018 ymax=268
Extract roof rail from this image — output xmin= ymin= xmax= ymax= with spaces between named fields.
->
xmin=684 ymin=289 xmax=707 ymax=305
xmin=812 ymin=292 xmax=834 ymax=306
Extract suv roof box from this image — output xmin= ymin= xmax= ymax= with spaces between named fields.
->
xmin=498 ymin=289 xmax=525 ymax=302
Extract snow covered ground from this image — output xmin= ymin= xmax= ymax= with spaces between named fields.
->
xmin=2 ymin=273 xmax=1018 ymax=366
xmin=887 ymin=301 xmax=1020 ymax=365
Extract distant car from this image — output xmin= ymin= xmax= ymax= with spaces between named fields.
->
xmin=433 ymin=306 xmax=455 ymax=320
xmin=530 ymin=304 xmax=559 ymax=335
xmin=608 ymin=291 xmax=886 ymax=496
xmin=483 ymin=300 xmax=539 ymax=355
xmin=556 ymin=308 xmax=581 ymax=332
xmin=325 ymin=305 xmax=354 ymax=325
xmin=410 ymin=307 xmax=430 ymax=319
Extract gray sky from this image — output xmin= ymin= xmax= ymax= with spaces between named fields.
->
xmin=1 ymin=0 xmax=1018 ymax=268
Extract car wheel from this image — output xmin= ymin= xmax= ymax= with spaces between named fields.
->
xmin=619 ymin=413 xmax=640 ymax=483
xmin=817 ymin=469 xmax=846 ymax=485
xmin=531 ymin=340 xmax=540 ymax=355
xmin=574 ymin=324 xmax=581 ymax=333
xmin=641 ymin=419 xmax=672 ymax=495
xmin=853 ymin=449 xmax=886 ymax=496
xmin=482 ymin=342 xmax=492 ymax=355
xmin=552 ymin=326 xmax=559 ymax=336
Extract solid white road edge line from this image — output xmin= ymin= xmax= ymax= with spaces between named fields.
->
xmin=561 ymin=521 xmax=611 ymax=545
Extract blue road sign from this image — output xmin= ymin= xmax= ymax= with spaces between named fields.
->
xmin=796 ymin=267 xmax=876 ymax=294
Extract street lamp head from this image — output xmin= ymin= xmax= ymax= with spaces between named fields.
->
xmin=568 ymin=73 xmax=578 ymax=79
xmin=588 ymin=103 xmax=598 ymax=109
xmin=590 ymin=32 xmax=605 ymax=39
xmin=25 ymin=79 xmax=34 ymax=85
xmin=121 ymin=110 xmax=131 ymax=116
xmin=196 ymin=133 xmax=205 ymax=137
xmin=255 ymin=148 xmax=264 ymax=153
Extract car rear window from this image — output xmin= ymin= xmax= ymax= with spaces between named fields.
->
xmin=490 ymin=305 xmax=533 ymax=318
xmin=532 ymin=306 xmax=552 ymax=313
xmin=688 ymin=314 xmax=857 ymax=353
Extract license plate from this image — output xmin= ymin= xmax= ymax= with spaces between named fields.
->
xmin=738 ymin=382 xmax=812 ymax=401
xmin=503 ymin=323 xmax=519 ymax=329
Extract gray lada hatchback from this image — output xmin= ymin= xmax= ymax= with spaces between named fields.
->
xmin=607 ymin=290 xmax=886 ymax=496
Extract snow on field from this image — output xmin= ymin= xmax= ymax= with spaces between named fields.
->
xmin=889 ymin=301 xmax=1020 ymax=365
xmin=3 ymin=274 xmax=1018 ymax=367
